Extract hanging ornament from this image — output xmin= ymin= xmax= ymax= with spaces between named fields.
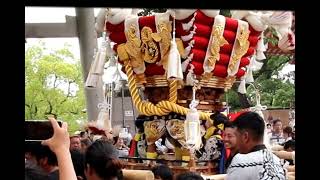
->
xmin=184 ymin=83 xmax=202 ymax=150
xmin=167 ymin=13 xmax=183 ymax=80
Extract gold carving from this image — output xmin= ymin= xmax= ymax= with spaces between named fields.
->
xmin=208 ymin=25 xmax=228 ymax=67
xmin=228 ymin=26 xmax=250 ymax=72
xmin=141 ymin=26 xmax=160 ymax=63
xmin=117 ymin=43 xmax=129 ymax=61
xmin=157 ymin=21 xmax=172 ymax=69
xmin=124 ymin=24 xmax=142 ymax=68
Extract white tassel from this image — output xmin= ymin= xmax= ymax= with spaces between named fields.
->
xmin=181 ymin=25 xmax=197 ymax=42
xmin=85 ymin=49 xmax=107 ymax=88
xmin=245 ymin=69 xmax=254 ymax=83
xmin=256 ymin=34 xmax=267 ymax=60
xmin=167 ymin=14 xmax=183 ymax=80
xmin=256 ymin=51 xmax=266 ymax=60
xmin=182 ymin=53 xmax=193 ymax=72
xmin=182 ymin=40 xmax=194 ymax=59
xmin=186 ymin=64 xmax=195 ymax=86
xmin=251 ymin=56 xmax=264 ymax=71
xmin=182 ymin=12 xmax=197 ymax=31
xmin=257 ymin=34 xmax=267 ymax=51
xmin=167 ymin=40 xmax=183 ymax=80
xmin=238 ymin=78 xmax=247 ymax=94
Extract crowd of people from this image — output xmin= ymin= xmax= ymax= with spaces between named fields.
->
xmin=25 ymin=111 xmax=295 ymax=180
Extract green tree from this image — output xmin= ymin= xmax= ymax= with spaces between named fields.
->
xmin=224 ymin=54 xmax=295 ymax=111
xmin=25 ymin=41 xmax=86 ymax=133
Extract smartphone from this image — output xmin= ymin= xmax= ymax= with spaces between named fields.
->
xmin=25 ymin=120 xmax=63 ymax=141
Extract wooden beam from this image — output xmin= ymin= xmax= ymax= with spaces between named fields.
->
xmin=25 ymin=16 xmax=77 ymax=38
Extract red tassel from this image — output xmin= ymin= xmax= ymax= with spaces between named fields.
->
xmin=248 ymin=35 xmax=259 ymax=47
xmin=225 ymin=18 xmax=238 ymax=31
xmin=236 ymin=68 xmax=246 ymax=78
xmin=220 ymin=44 xmax=234 ymax=54
xmin=212 ymin=65 xmax=227 ymax=78
xmin=176 ymin=22 xmax=191 ymax=36
xmin=106 ymin=22 xmax=125 ymax=32
xmin=189 ymin=61 xmax=204 ymax=75
xmin=239 ymin=57 xmax=250 ymax=67
xmin=223 ymin=30 xmax=236 ymax=44
xmin=193 ymin=36 xmax=210 ymax=50
xmin=195 ymin=10 xmax=214 ymax=26
xmin=194 ymin=23 xmax=211 ymax=38
xmin=244 ymin=47 xmax=255 ymax=57
xmin=139 ymin=16 xmax=156 ymax=28
xmin=249 ymin=25 xmax=262 ymax=36
xmin=145 ymin=64 xmax=165 ymax=76
xmin=217 ymin=54 xmax=230 ymax=65
xmin=191 ymin=49 xmax=206 ymax=63
xmin=109 ymin=32 xmax=126 ymax=44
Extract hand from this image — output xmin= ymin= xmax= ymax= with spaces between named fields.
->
xmin=42 ymin=117 xmax=70 ymax=154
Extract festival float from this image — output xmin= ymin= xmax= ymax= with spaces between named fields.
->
xmin=86 ymin=9 xmax=295 ymax=175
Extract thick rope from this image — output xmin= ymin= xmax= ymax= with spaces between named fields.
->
xmin=124 ymin=61 xmax=211 ymax=121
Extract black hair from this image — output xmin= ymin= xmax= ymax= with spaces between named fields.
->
xmin=25 ymin=160 xmax=47 ymax=180
xmin=272 ymin=119 xmax=282 ymax=125
xmin=85 ymin=140 xmax=123 ymax=180
xmin=283 ymin=126 xmax=293 ymax=134
xmin=81 ymin=138 xmax=92 ymax=147
xmin=176 ymin=172 xmax=204 ymax=180
xmin=210 ymin=111 xmax=229 ymax=126
xmin=151 ymin=164 xmax=173 ymax=180
xmin=70 ymin=149 xmax=86 ymax=180
xmin=135 ymin=116 xmax=146 ymax=133
xmin=224 ymin=121 xmax=235 ymax=129
xmin=31 ymin=143 xmax=58 ymax=166
xmin=80 ymin=131 xmax=86 ymax=137
xmin=232 ymin=111 xmax=265 ymax=141
xmin=283 ymin=140 xmax=295 ymax=151
xmin=267 ymin=123 xmax=271 ymax=127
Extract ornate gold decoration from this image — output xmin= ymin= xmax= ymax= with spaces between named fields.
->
xmin=157 ymin=21 xmax=172 ymax=69
xmin=144 ymin=120 xmax=166 ymax=144
xmin=135 ymin=73 xmax=147 ymax=84
xmin=117 ymin=43 xmax=129 ymax=61
xmin=124 ymin=24 xmax=142 ymax=68
xmin=208 ymin=25 xmax=228 ymax=67
xmin=202 ymin=72 xmax=213 ymax=81
xmin=141 ymin=26 xmax=159 ymax=63
xmin=228 ymin=26 xmax=250 ymax=73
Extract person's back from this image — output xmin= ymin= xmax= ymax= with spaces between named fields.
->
xmin=175 ymin=172 xmax=204 ymax=180
xmin=70 ymin=149 xmax=86 ymax=180
xmin=31 ymin=143 xmax=60 ymax=180
xmin=227 ymin=112 xmax=285 ymax=180
xmin=25 ymin=159 xmax=48 ymax=180
xmin=151 ymin=164 xmax=173 ymax=180
xmin=84 ymin=139 xmax=124 ymax=180
xmin=227 ymin=148 xmax=285 ymax=180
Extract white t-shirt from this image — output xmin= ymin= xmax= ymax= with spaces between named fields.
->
xmin=227 ymin=149 xmax=286 ymax=180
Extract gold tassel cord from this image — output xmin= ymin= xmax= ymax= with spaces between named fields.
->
xmin=168 ymin=80 xmax=178 ymax=103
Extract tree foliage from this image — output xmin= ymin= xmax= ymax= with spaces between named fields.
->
xmin=224 ymin=55 xmax=295 ymax=111
xmin=25 ymin=41 xmax=86 ymax=133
